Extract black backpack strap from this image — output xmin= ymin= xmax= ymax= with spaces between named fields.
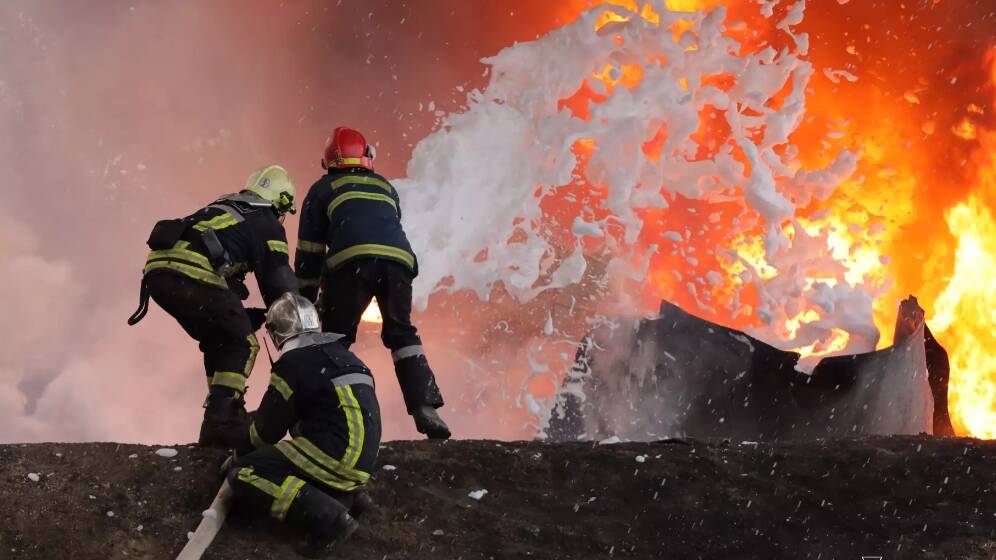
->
xmin=126 ymin=277 xmax=151 ymax=326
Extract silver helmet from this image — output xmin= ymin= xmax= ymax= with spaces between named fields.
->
xmin=265 ymin=293 xmax=321 ymax=349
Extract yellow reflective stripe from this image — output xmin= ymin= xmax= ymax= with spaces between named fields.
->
xmin=249 ymin=423 xmax=266 ymax=448
xmin=338 ymin=157 xmax=364 ymax=166
xmin=336 ymin=387 xmax=354 ymax=462
xmin=270 ymin=476 xmax=306 ymax=521
xmin=192 ymin=212 xmax=239 ymax=232
xmin=297 ymin=239 xmax=326 ymax=253
xmin=244 ymin=334 xmax=259 ymax=378
xmin=326 ymin=244 xmax=415 ymax=270
xmin=326 ymin=191 xmax=397 ymax=218
xmin=143 ymin=261 xmax=228 ymax=289
xmin=275 ymin=441 xmax=361 ymax=492
xmin=267 ymin=240 xmax=289 ymax=255
xmin=289 ymin=436 xmax=369 ymax=484
xmin=329 ymin=175 xmax=393 ymax=193
xmin=147 ymin=248 xmax=213 ymax=270
xmin=237 ymin=467 xmax=281 ymax=497
xmin=211 ymin=371 xmax=247 ymax=393
xmin=270 ymin=373 xmax=293 ymax=401
xmin=336 ymin=386 xmax=365 ymax=468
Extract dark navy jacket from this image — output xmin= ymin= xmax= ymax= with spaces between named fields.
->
xmin=144 ymin=194 xmax=296 ymax=306
xmin=294 ymin=168 xmax=417 ymax=301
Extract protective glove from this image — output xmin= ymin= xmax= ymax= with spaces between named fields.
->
xmin=246 ymin=307 xmax=267 ymax=331
xmin=228 ymin=276 xmax=250 ymax=300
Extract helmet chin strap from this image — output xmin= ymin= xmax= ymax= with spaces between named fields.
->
xmin=262 ymin=335 xmax=276 ymax=367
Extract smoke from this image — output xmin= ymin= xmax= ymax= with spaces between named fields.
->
xmin=4 ymin=0 xmax=987 ymax=444
xmin=0 ymin=0 xmax=574 ymax=443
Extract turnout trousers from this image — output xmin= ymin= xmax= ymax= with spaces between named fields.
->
xmin=317 ymin=259 xmax=444 ymax=413
xmin=228 ymin=383 xmax=382 ymax=523
xmin=146 ymin=270 xmax=258 ymax=396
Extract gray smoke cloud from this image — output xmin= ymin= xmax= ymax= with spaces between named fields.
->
xmin=0 ymin=0 xmax=571 ymax=443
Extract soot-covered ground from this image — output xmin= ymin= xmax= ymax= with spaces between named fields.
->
xmin=0 ymin=436 xmax=993 ymax=559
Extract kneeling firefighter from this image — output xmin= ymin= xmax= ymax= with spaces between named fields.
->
xmin=127 ymin=165 xmax=299 ymax=448
xmin=226 ymin=292 xmax=381 ymax=557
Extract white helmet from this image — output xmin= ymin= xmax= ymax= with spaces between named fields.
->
xmin=243 ymin=164 xmax=296 ymax=215
xmin=265 ymin=293 xmax=321 ymax=349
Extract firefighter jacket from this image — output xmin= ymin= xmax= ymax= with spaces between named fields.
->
xmin=143 ymin=193 xmax=297 ymax=306
xmin=294 ymin=168 xmax=417 ymax=301
xmin=240 ymin=332 xmax=381 ymax=493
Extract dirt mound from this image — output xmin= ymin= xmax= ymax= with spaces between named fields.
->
xmin=1 ymin=437 xmax=993 ymax=559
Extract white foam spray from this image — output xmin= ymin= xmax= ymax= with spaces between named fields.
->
xmin=397 ymin=0 xmax=883 ymax=403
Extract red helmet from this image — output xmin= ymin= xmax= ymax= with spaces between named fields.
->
xmin=322 ymin=127 xmax=375 ymax=170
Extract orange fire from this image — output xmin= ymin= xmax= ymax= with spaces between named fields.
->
xmin=548 ymin=1 xmax=995 ymax=438
xmin=361 ymin=301 xmax=383 ymax=324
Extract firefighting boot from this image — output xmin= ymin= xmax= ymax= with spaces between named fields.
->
xmin=413 ymin=406 xmax=451 ymax=440
xmin=287 ymin=486 xmax=359 ymax=558
xmin=394 ymin=354 xmax=450 ymax=439
xmin=198 ymin=387 xmax=249 ymax=449
xmin=348 ymin=490 xmax=374 ymax=519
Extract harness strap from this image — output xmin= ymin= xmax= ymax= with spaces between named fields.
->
xmin=126 ymin=277 xmax=151 ymax=326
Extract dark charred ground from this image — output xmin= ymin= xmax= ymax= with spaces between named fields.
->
xmin=0 ymin=437 xmax=994 ymax=560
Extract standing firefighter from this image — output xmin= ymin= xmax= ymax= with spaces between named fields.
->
xmin=127 ymin=165 xmax=299 ymax=448
xmin=295 ymin=126 xmax=450 ymax=439
xmin=227 ymin=292 xmax=380 ymax=557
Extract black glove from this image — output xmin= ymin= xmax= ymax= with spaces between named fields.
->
xmin=246 ymin=307 xmax=267 ymax=331
xmin=228 ymin=277 xmax=250 ymax=300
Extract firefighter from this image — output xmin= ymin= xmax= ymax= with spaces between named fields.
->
xmin=226 ymin=292 xmax=380 ymax=557
xmin=294 ymin=126 xmax=450 ymax=439
xmin=127 ymin=164 xmax=299 ymax=448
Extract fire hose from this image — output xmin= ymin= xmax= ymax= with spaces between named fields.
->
xmin=175 ymin=480 xmax=233 ymax=560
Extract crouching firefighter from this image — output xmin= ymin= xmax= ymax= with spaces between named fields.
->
xmin=127 ymin=164 xmax=299 ymax=448
xmin=226 ymin=292 xmax=380 ymax=557
xmin=295 ymin=126 xmax=450 ymax=439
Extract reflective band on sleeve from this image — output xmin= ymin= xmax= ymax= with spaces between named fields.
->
xmin=297 ymin=239 xmax=326 ymax=253
xmin=326 ymin=244 xmax=415 ymax=271
xmin=329 ymin=175 xmax=393 ymax=193
xmin=269 ymin=373 xmax=293 ymax=400
xmin=267 ymin=240 xmax=289 ymax=255
xmin=249 ymin=422 xmax=266 ymax=448
xmin=326 ymin=191 xmax=397 ymax=218
xmin=270 ymin=476 xmax=306 ymax=521
xmin=391 ymin=345 xmax=425 ymax=362
xmin=211 ymin=371 xmax=248 ymax=393
xmin=297 ymin=277 xmax=320 ymax=288
xmin=331 ymin=373 xmax=374 ymax=388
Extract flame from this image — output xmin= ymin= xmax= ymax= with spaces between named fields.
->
xmin=923 ymin=49 xmax=996 ymax=437
xmin=361 ymin=301 xmax=383 ymax=324
xmin=546 ymin=1 xmax=996 ymax=437
xmin=929 ymin=129 xmax=996 ymax=438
